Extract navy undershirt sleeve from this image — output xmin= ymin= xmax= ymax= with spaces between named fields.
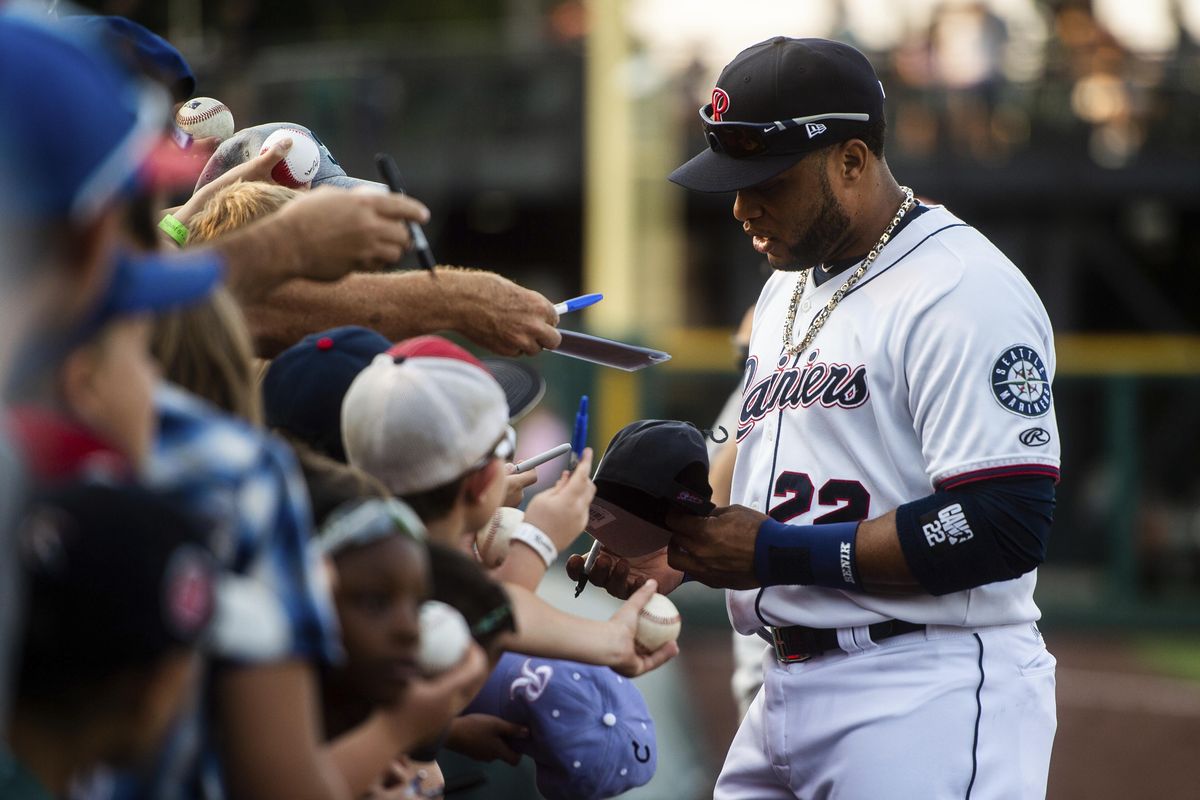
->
xmin=751 ymin=476 xmax=1054 ymax=596
xmin=894 ymin=476 xmax=1055 ymax=596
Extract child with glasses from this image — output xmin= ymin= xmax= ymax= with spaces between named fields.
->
xmin=342 ymin=339 xmax=678 ymax=679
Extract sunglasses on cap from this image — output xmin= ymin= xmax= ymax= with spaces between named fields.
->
xmin=699 ymin=104 xmax=870 ymax=159
xmin=470 ymin=425 xmax=517 ymax=472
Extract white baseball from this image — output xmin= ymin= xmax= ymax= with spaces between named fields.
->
xmin=635 ymin=593 xmax=681 ymax=651
xmin=475 ymin=507 xmax=523 ymax=568
xmin=260 ymin=127 xmax=321 ymax=189
xmin=416 ymin=600 xmax=471 ymax=675
xmin=175 ymin=97 xmax=235 ymax=141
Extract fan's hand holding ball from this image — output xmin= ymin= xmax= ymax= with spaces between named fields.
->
xmin=259 ymin=127 xmax=321 ymax=188
xmin=416 ymin=600 xmax=471 ymax=675
xmin=475 ymin=507 xmax=523 ymax=568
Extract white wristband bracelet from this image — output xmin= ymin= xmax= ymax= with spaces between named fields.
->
xmin=510 ymin=522 xmax=558 ymax=568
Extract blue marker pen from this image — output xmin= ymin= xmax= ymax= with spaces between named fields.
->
xmin=553 ymin=293 xmax=603 ymax=317
xmin=569 ymin=395 xmax=589 ymax=471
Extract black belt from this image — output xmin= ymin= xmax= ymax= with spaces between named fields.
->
xmin=766 ymin=619 xmax=926 ymax=664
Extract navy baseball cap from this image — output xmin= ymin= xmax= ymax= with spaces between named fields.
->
xmin=585 ymin=420 xmax=715 ymax=558
xmin=263 ymin=326 xmax=394 ymax=462
xmin=16 ymin=482 xmax=218 ymax=699
xmin=669 ymin=37 xmax=886 ymax=193
xmin=465 ymin=653 xmax=657 ymax=800
xmin=0 ymin=10 xmax=176 ymax=223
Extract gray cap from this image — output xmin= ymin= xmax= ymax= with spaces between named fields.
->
xmin=195 ymin=121 xmax=385 ymax=193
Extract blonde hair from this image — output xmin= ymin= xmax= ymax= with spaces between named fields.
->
xmin=150 ymin=181 xmax=300 ymax=422
xmin=187 ymin=180 xmax=299 ymax=244
xmin=152 ymin=288 xmax=262 ymax=423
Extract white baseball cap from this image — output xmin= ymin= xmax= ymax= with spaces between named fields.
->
xmin=341 ymin=352 xmax=510 ymax=495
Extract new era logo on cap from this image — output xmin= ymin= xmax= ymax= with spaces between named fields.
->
xmin=805 ymin=122 xmax=827 ymax=138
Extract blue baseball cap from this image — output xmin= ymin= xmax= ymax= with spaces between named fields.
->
xmin=63 ymin=15 xmax=196 ymax=102
xmin=0 ymin=10 xmax=172 ymax=223
xmin=262 ymin=326 xmax=394 ymax=462
xmin=68 ymin=247 xmax=225 ymax=346
xmin=465 ymin=654 xmax=657 ymax=800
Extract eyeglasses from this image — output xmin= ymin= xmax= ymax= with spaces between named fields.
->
xmin=470 ymin=425 xmax=517 ymax=472
xmin=699 ymin=104 xmax=870 ymax=158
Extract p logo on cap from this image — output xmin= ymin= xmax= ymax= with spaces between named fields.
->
xmin=711 ymin=87 xmax=730 ymax=121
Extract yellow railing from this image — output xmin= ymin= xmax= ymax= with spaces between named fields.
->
xmin=654 ymin=330 xmax=1200 ymax=376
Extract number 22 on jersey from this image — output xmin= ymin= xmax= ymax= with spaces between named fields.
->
xmin=769 ymin=471 xmax=871 ymax=524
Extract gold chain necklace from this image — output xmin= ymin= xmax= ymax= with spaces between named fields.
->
xmin=781 ymin=186 xmax=915 ymax=358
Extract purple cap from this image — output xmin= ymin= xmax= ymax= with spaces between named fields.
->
xmin=465 ymin=653 xmax=657 ymax=800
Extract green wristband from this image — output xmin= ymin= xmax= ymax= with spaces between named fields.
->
xmin=158 ymin=213 xmax=189 ymax=247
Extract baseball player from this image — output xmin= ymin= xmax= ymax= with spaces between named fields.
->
xmin=568 ymin=37 xmax=1059 ymax=798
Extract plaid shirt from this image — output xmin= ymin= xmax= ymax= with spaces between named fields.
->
xmin=100 ymin=384 xmax=340 ymax=800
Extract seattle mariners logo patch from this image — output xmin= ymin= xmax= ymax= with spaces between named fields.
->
xmin=990 ymin=345 xmax=1051 ymax=418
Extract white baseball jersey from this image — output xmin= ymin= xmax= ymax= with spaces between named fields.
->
xmin=728 ymin=204 xmax=1059 ymax=633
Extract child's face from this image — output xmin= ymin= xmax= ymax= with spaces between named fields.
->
xmin=333 ymin=535 xmax=430 ymax=705
xmin=462 ymin=458 xmax=508 ymax=544
xmin=63 ymin=316 xmax=159 ymax=466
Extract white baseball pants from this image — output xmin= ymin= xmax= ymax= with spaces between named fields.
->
xmin=714 ymin=622 xmax=1056 ymax=799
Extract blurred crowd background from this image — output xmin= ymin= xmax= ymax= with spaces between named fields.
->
xmin=49 ymin=0 xmax=1200 ymax=796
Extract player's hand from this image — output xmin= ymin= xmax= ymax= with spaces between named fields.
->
xmin=664 ymin=505 xmax=765 ymax=590
xmin=566 ymin=544 xmax=684 ymax=600
xmin=606 ymin=580 xmax=680 ymax=677
xmin=502 ymin=465 xmax=538 ymax=508
xmin=445 ymin=714 xmax=529 ymax=766
xmin=276 ymin=186 xmax=431 ymax=281
xmin=435 ymin=269 xmax=562 ymax=356
xmin=523 ymin=448 xmax=595 ymax=551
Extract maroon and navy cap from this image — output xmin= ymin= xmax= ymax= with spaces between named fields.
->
xmin=669 ymin=37 xmax=886 ymax=193
xmin=585 ymin=420 xmax=715 ymax=558
xmin=388 ymin=336 xmax=546 ymax=423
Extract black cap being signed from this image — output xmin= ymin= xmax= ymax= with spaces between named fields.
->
xmin=585 ymin=420 xmax=715 ymax=558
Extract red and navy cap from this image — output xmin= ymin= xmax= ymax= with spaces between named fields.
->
xmin=16 ymin=482 xmax=217 ymax=700
xmin=585 ymin=420 xmax=715 ymax=558
xmin=387 ymin=336 xmax=546 ymax=423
